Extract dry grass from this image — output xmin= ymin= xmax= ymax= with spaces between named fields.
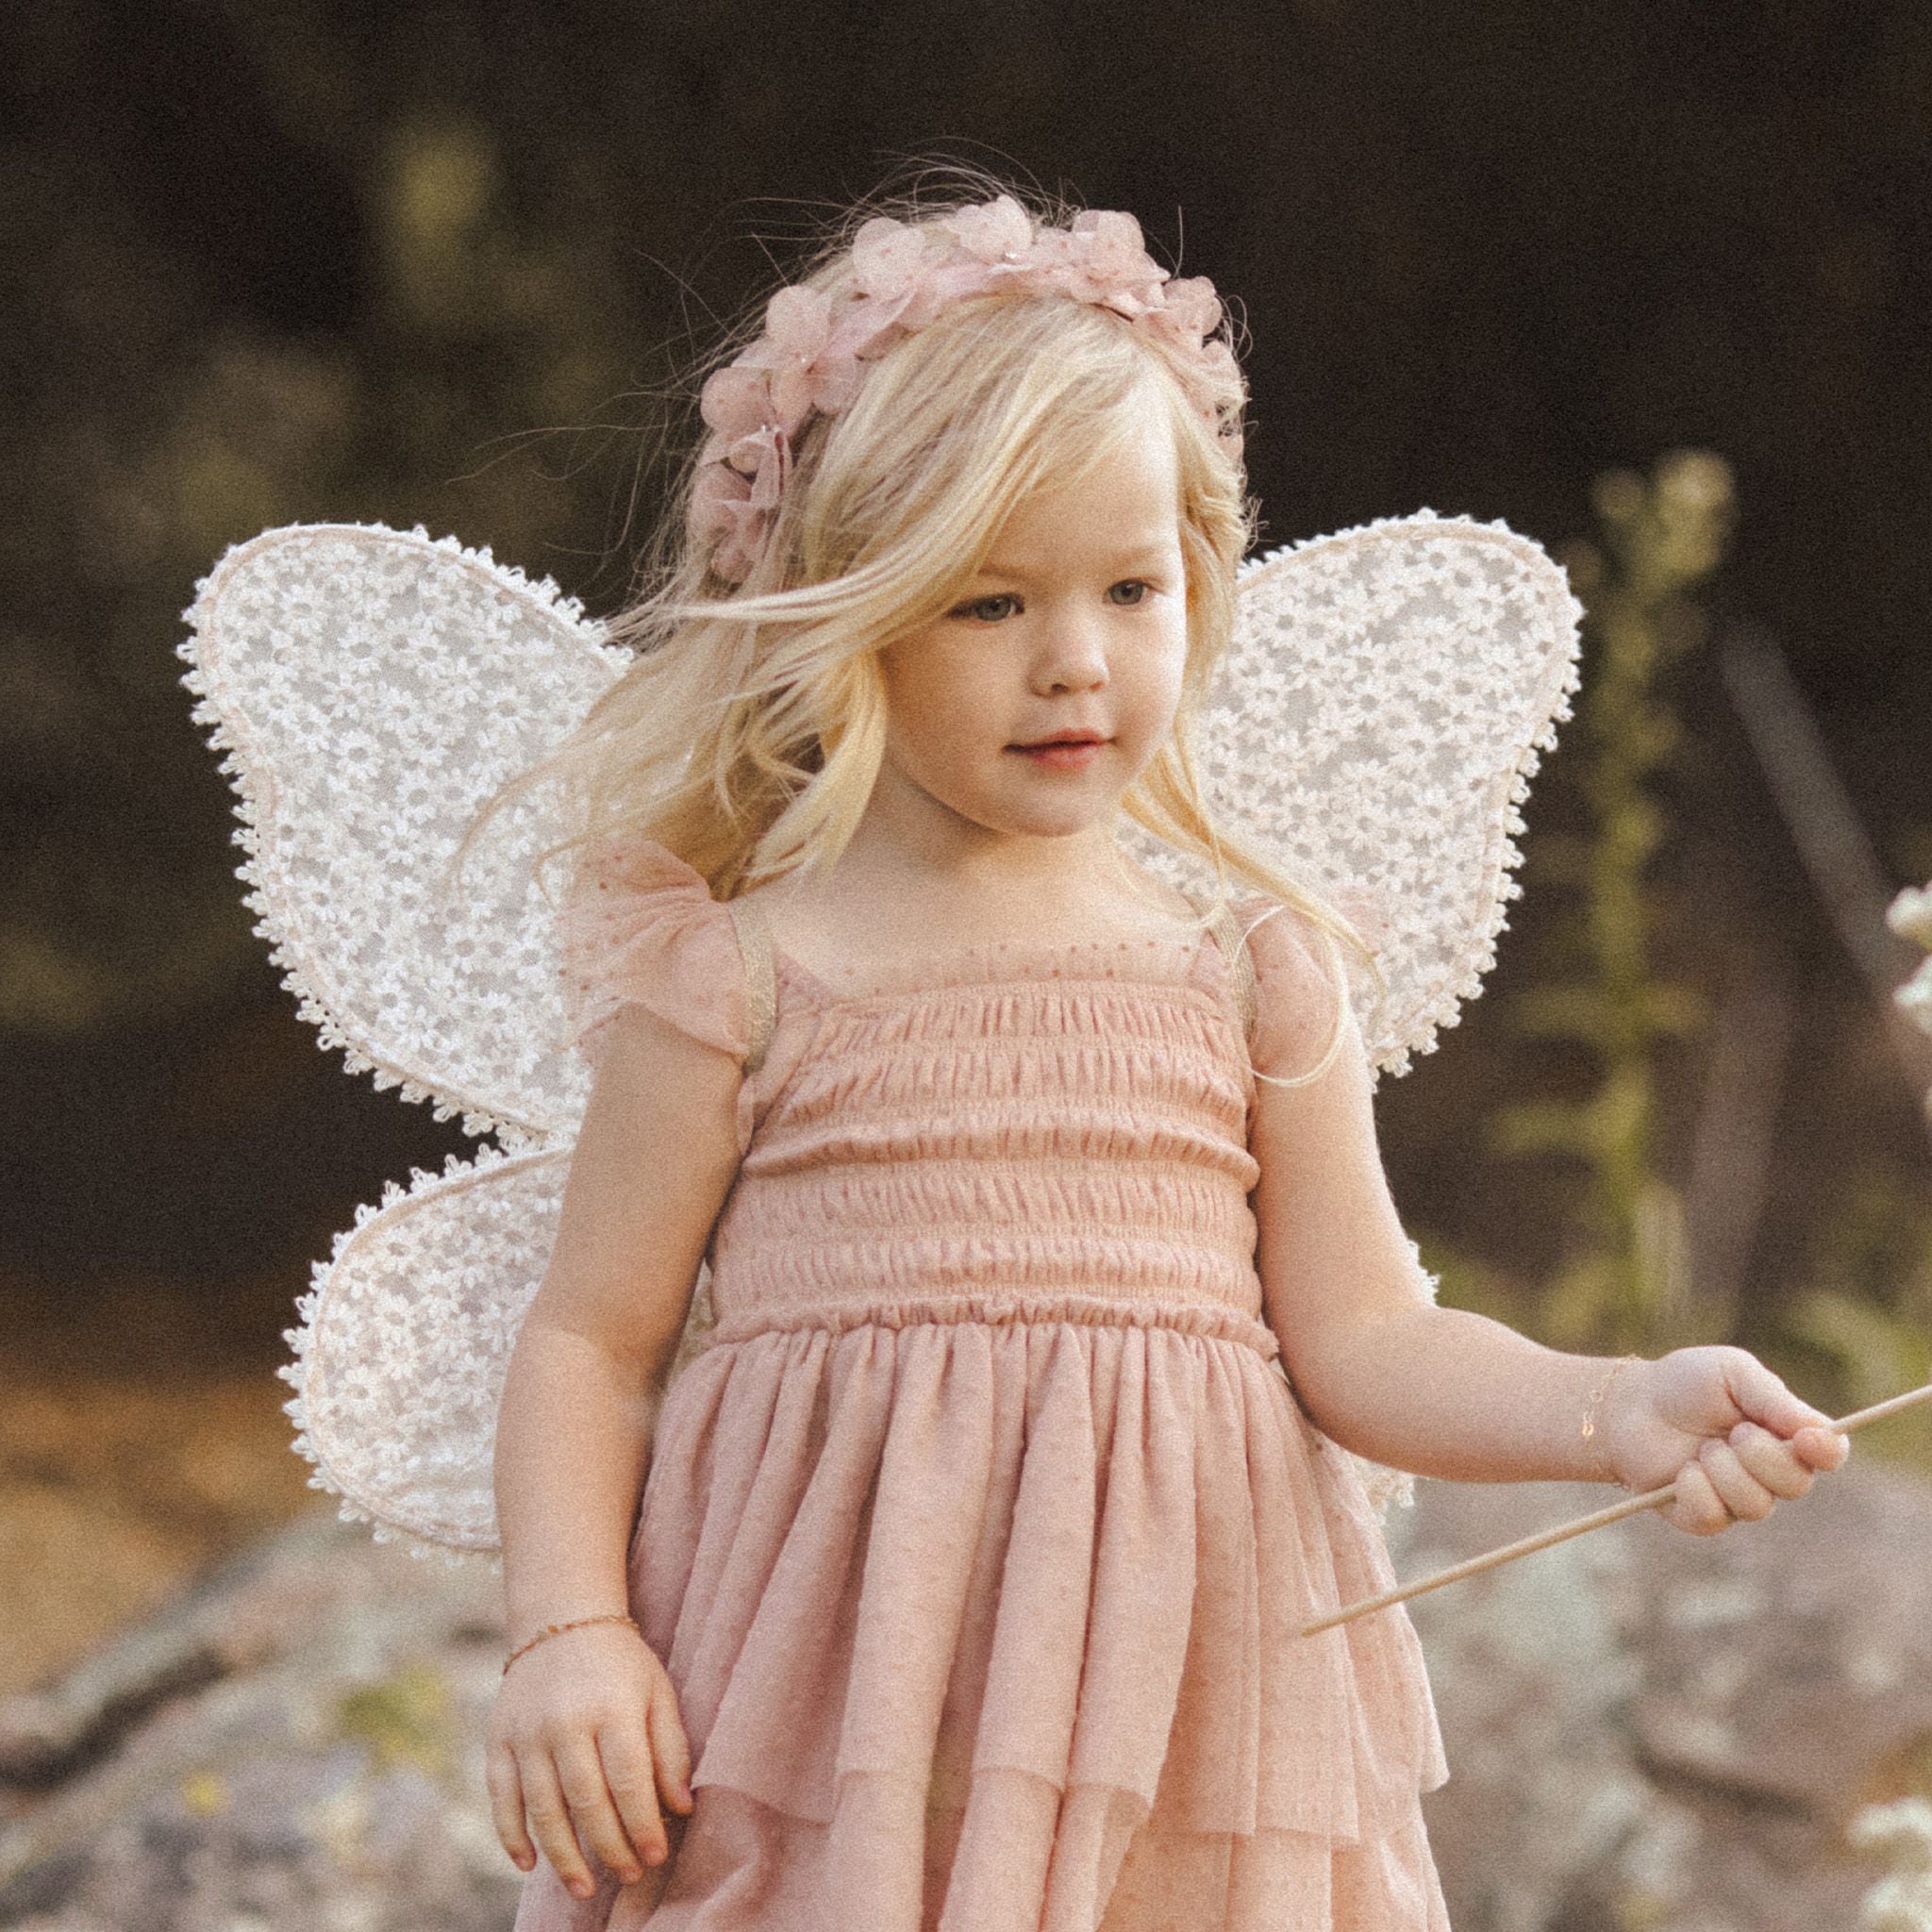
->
xmin=0 ymin=1275 xmax=321 ymax=1700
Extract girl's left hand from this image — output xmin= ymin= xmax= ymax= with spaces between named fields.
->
xmin=1599 ymin=1345 xmax=1851 ymax=1537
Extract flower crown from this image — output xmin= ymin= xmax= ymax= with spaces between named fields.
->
xmin=687 ymin=194 xmax=1246 ymax=583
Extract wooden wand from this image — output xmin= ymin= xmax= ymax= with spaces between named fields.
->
xmin=1301 ymin=1379 xmax=1932 ymax=1639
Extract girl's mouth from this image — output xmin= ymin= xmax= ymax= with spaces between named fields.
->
xmin=1009 ymin=737 xmax=1110 ymax=771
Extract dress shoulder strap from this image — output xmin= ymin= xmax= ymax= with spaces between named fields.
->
xmin=725 ymin=892 xmax=777 ymax=1077
xmin=1185 ymin=888 xmax=1258 ymax=1051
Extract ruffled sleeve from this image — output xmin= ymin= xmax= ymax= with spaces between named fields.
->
xmin=555 ymin=835 xmax=751 ymax=1071
xmin=1236 ymin=886 xmax=1383 ymax=1082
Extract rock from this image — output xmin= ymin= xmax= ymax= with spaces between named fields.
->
xmin=0 ymin=1507 xmax=513 ymax=1931
xmin=1392 ymin=1456 xmax=1932 ymax=1930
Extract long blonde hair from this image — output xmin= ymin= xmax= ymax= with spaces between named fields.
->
xmin=457 ymin=166 xmax=1382 ymax=1086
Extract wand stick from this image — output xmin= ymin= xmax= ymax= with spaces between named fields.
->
xmin=1300 ymin=1379 xmax=1932 ymax=1639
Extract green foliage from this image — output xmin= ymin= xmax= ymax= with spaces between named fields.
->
xmin=1490 ymin=451 xmax=1735 ymax=1356
xmin=1783 ymin=1175 xmax=1932 ymax=1474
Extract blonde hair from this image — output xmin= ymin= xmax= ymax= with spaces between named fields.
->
xmin=457 ymin=164 xmax=1383 ymax=1087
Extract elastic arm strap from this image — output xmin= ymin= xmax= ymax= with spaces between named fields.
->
xmin=726 ymin=894 xmax=777 ymax=1076
xmin=1192 ymin=891 xmax=1259 ymax=1052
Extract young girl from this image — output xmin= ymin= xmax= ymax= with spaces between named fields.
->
xmin=481 ymin=177 xmax=1849 ymax=1932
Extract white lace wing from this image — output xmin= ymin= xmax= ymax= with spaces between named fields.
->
xmin=1129 ymin=508 xmax=1584 ymax=1079
xmin=284 ymin=1148 xmax=564 ymax=1562
xmin=178 ymin=523 xmax=631 ymax=1147
xmin=285 ymin=1146 xmax=718 ymax=1561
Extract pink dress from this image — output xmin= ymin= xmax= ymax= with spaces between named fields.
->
xmin=514 ymin=839 xmax=1451 ymax=1932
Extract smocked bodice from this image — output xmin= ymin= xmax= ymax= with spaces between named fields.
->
xmin=706 ymin=944 xmax=1274 ymax=1350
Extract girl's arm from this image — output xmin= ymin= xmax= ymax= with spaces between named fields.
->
xmin=1248 ymin=938 xmax=1845 ymax=1521
xmin=1250 ymin=983 xmax=1611 ymax=1486
xmin=489 ymin=1003 xmax=742 ymax=1893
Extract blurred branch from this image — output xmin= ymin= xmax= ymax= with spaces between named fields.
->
xmin=1683 ymin=958 xmax=1796 ymax=1331
xmin=1719 ymin=621 xmax=1932 ymax=1128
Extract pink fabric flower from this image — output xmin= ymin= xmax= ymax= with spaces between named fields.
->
xmin=1144 ymin=275 xmax=1223 ymax=352
xmin=1074 ymin=208 xmax=1151 ymax=275
xmin=939 ymin=192 xmax=1033 ymax=265
xmin=1058 ymin=209 xmax=1168 ymax=316
xmin=724 ymin=425 xmax=790 ymax=502
xmin=895 ymin=255 xmax=1004 ymax=330
xmin=832 ymin=218 xmax=934 ymax=362
xmin=851 ymin=216 xmax=928 ymax=299
xmin=1195 ymin=336 xmax=1241 ymax=391
xmin=737 ymin=286 xmax=860 ymax=434
xmin=689 ymin=460 xmax=767 ymax=582
xmin=684 ymin=192 xmax=1245 ymax=581
xmin=828 ymin=293 xmax=908 ymax=365
xmin=699 ymin=364 xmax=778 ymax=443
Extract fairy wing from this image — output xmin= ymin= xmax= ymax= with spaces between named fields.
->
xmin=1125 ymin=508 xmax=1585 ymax=1080
xmin=275 ymin=1140 xmax=724 ymax=1565
xmin=193 ymin=509 xmax=1581 ymax=1555
xmin=178 ymin=522 xmax=629 ymax=1147
xmin=283 ymin=1147 xmax=568 ymax=1563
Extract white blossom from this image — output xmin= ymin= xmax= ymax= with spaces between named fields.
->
xmin=1852 ymin=1798 xmax=1932 ymax=1931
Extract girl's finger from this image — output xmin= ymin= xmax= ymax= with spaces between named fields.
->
xmin=484 ymin=1739 xmax=538 ymax=1872
xmin=1697 ymin=1438 xmax=1776 ymax=1524
xmin=522 ymin=1746 xmax=602 ymax=1901
xmin=1727 ymin=1420 xmax=1816 ymax=1499
xmin=594 ymin=1717 xmax=667 ymax=1872
xmin=1793 ymin=1422 xmax=1850 ymax=1470
xmin=1724 ymin=1351 xmax=1835 ymax=1443
xmin=1670 ymin=1457 xmax=1735 ymax=1537
xmin=553 ymin=1730 xmax=639 ymax=1893
xmin=647 ymin=1679 xmax=696 ymax=1817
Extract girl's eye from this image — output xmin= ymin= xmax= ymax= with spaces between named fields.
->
xmin=954 ymin=593 xmax=1019 ymax=623
xmin=949 ymin=581 xmax=1156 ymax=623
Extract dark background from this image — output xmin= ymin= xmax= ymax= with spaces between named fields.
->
xmin=5 ymin=3 xmax=1929 ymax=1392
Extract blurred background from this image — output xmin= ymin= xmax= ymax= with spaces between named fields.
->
xmin=3 ymin=2 xmax=1930 ymax=1924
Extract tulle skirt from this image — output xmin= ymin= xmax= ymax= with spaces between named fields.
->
xmin=512 ymin=1300 xmax=1451 ymax=1931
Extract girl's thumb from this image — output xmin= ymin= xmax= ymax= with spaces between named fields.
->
xmin=1740 ymin=1357 xmax=1832 ymax=1438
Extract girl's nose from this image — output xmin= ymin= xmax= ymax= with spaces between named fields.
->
xmin=1036 ymin=615 xmax=1110 ymax=691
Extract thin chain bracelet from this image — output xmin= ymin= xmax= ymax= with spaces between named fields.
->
xmin=503 ymin=1612 xmax=641 ymax=1677
xmin=1579 ymin=1353 xmax=1645 ymax=1483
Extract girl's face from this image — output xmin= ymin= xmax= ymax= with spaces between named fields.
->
xmin=871 ymin=383 xmax=1191 ymax=858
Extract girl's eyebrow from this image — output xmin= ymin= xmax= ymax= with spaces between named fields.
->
xmin=974 ymin=540 xmax=1174 ymax=578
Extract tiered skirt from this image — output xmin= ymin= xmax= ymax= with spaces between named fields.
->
xmin=514 ymin=1295 xmax=1451 ymax=1931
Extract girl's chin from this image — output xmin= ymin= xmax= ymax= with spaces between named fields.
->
xmin=979 ymin=790 xmax=1128 ymax=842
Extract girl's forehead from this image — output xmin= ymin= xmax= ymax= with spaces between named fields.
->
xmin=976 ymin=522 xmax=1180 ymax=578
xmin=986 ymin=441 xmax=1185 ymax=569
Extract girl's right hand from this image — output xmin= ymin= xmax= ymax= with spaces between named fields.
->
xmin=486 ymin=1622 xmax=696 ymax=1900
xmin=1599 ymin=1344 xmax=1849 ymax=1536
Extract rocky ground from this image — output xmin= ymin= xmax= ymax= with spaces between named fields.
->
xmin=1 ymin=1448 xmax=1927 ymax=1930
xmin=1407 ymin=1458 xmax=1932 ymax=1930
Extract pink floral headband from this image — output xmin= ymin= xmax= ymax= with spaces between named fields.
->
xmin=687 ymin=193 xmax=1246 ymax=583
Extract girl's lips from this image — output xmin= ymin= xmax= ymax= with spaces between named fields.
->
xmin=1010 ymin=739 xmax=1109 ymax=769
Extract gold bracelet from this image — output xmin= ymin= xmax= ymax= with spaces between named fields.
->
xmin=503 ymin=1612 xmax=641 ymax=1677
xmin=1579 ymin=1353 xmax=1644 ymax=1482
